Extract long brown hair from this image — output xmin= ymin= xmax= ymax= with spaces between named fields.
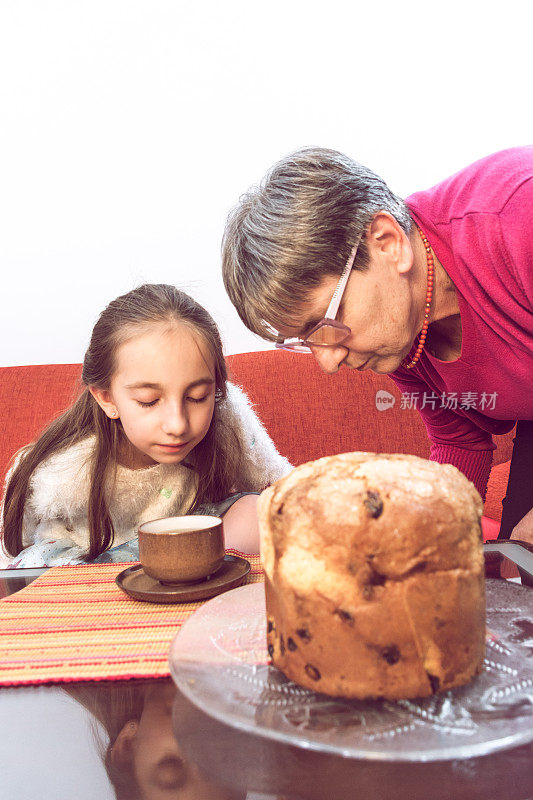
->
xmin=2 ymin=284 xmax=241 ymax=560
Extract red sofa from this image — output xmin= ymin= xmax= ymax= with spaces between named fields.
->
xmin=0 ymin=351 xmax=512 ymax=534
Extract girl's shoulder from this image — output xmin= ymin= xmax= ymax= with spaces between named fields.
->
xmin=223 ymin=380 xmax=254 ymax=411
xmin=220 ymin=381 xmax=263 ymax=436
xmin=28 ymin=436 xmax=96 ymax=518
xmin=32 ymin=435 xmax=96 ymax=477
xmin=221 ymin=381 xmax=292 ymax=484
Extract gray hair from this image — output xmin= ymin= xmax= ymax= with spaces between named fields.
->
xmin=222 ymin=147 xmax=412 ymax=341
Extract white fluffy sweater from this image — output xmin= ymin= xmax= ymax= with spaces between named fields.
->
xmin=1 ymin=382 xmax=291 ymax=566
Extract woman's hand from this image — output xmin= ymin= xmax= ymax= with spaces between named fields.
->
xmin=510 ymin=507 xmax=533 ymax=546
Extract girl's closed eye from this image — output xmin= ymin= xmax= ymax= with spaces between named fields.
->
xmin=136 ymin=398 xmax=159 ymax=408
xmin=187 ymin=393 xmax=210 ymax=404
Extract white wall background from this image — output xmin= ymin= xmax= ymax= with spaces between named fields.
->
xmin=1 ymin=0 xmax=531 ymax=367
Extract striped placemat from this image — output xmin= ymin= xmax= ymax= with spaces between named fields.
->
xmin=0 ymin=552 xmax=264 ymax=686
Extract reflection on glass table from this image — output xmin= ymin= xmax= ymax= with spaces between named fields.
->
xmin=0 ymin=566 xmax=48 ymax=599
xmin=2 ymin=673 xmax=531 ymax=800
xmin=0 ymin=679 xmax=244 ymax=800
xmin=67 ymin=680 xmax=242 ymax=800
xmin=172 ymin=680 xmax=533 ymax=800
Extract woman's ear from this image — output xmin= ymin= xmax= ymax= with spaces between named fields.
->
xmin=367 ymin=212 xmax=413 ymax=275
xmin=89 ymin=386 xmax=120 ymax=420
xmin=109 ymin=719 xmax=139 ymax=768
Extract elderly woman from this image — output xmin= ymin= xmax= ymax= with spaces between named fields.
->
xmin=222 ymin=147 xmax=533 ymax=543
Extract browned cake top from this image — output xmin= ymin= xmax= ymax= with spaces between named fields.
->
xmin=259 ymin=452 xmax=484 ymax=591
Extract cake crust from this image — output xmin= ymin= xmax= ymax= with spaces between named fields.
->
xmin=259 ymin=452 xmax=485 ymax=700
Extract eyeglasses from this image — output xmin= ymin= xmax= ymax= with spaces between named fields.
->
xmin=275 ymin=239 xmax=360 ymax=353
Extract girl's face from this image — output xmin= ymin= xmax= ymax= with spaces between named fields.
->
xmin=91 ymin=322 xmax=216 ymax=469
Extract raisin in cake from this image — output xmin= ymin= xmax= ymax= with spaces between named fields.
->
xmin=259 ymin=452 xmax=485 ymax=700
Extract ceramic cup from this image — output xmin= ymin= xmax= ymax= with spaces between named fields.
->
xmin=138 ymin=515 xmax=225 ymax=584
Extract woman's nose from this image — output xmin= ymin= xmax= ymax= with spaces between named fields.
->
xmin=161 ymin=402 xmax=189 ymax=436
xmin=310 ymin=344 xmax=348 ymax=374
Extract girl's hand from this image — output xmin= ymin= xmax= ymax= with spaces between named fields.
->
xmin=510 ymin=507 xmax=533 ymax=546
xmin=222 ymin=494 xmax=260 ymax=554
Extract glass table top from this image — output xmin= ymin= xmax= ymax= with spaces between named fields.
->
xmin=1 ymin=568 xmax=532 ymax=799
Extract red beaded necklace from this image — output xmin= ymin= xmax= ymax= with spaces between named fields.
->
xmin=403 ymin=225 xmax=434 ymax=369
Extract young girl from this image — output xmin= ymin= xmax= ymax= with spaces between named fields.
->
xmin=1 ymin=284 xmax=291 ymax=567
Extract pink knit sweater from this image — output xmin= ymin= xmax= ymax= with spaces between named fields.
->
xmin=390 ymin=147 xmax=533 ymax=499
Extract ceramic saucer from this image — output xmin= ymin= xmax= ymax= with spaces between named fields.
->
xmin=116 ymin=554 xmax=251 ymax=604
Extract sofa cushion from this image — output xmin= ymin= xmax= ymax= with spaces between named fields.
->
xmin=481 ymin=515 xmax=501 ymax=540
xmin=227 ymin=351 xmax=430 ymax=466
xmin=227 ymin=351 xmax=515 ymax=469
xmin=0 ymin=364 xmax=83 ymax=485
xmin=0 ymin=353 xmax=515 ymax=526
